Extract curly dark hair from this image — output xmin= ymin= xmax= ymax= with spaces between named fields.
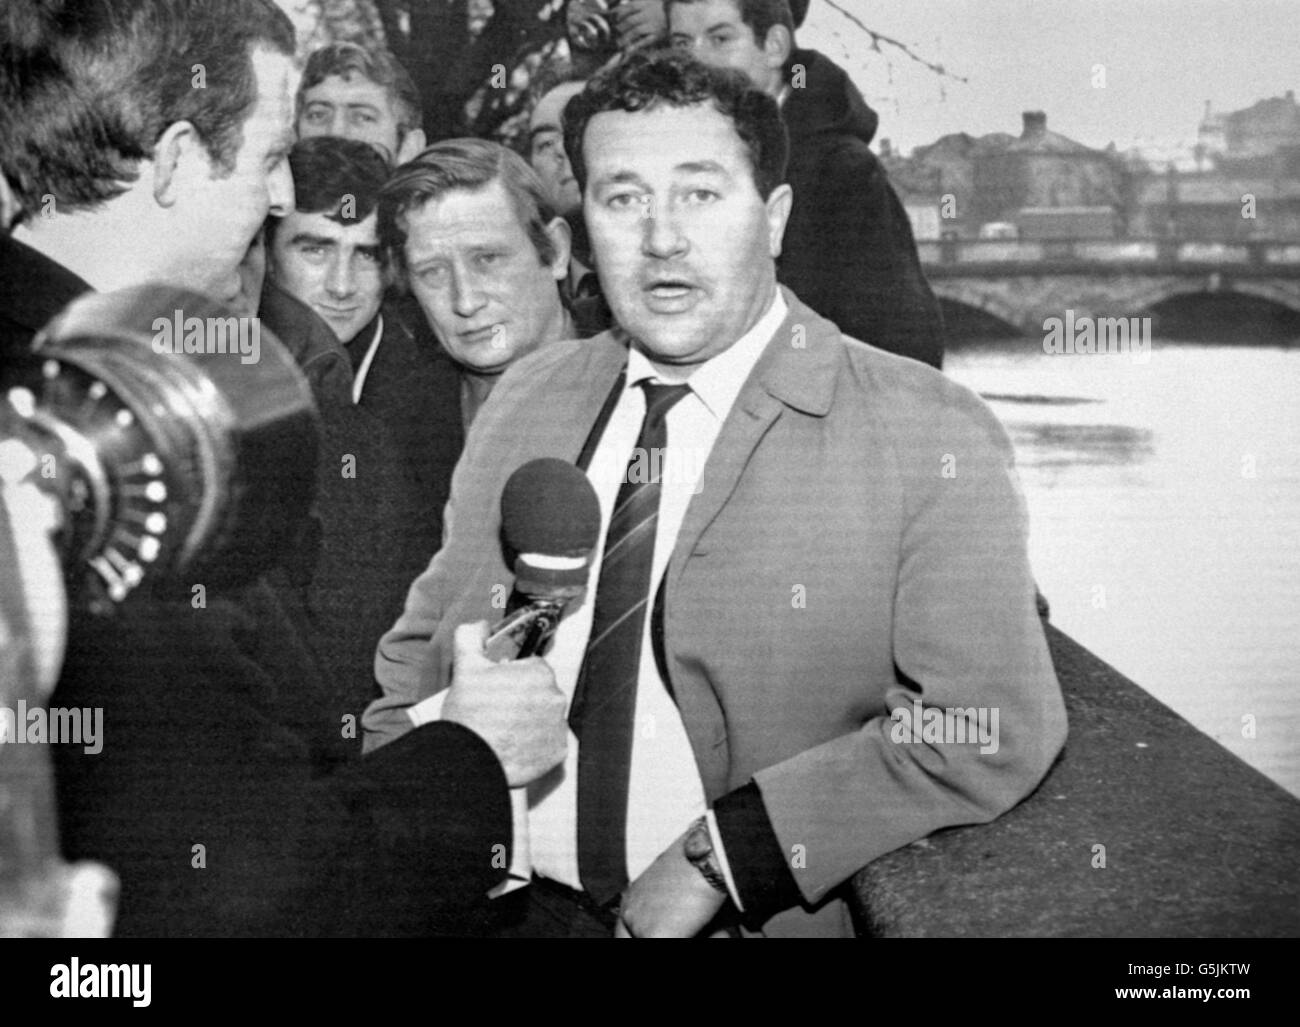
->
xmin=265 ymin=136 xmax=390 ymax=250
xmin=562 ymin=48 xmax=788 ymax=201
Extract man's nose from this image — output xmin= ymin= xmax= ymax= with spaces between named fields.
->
xmin=641 ymin=201 xmax=688 ymax=260
xmin=326 ymin=252 xmax=356 ymax=297
xmin=451 ymin=267 xmax=487 ymax=317
xmin=266 ymin=158 xmax=294 ymax=218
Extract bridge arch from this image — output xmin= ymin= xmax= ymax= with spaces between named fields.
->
xmin=1117 ymin=278 xmax=1300 ymax=318
xmin=930 ymin=283 xmax=1027 ymax=335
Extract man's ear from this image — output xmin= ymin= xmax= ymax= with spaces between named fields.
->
xmin=543 ymin=215 xmax=572 ymax=280
xmin=764 ymin=182 xmax=793 ymax=258
xmin=151 ymin=121 xmax=204 ymax=208
xmin=395 ymin=128 xmax=428 ymax=165
xmin=0 ymin=173 xmax=18 ymax=230
xmin=763 ymin=24 xmax=793 ymax=70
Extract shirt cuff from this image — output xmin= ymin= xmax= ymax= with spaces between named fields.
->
xmin=703 ymin=808 xmax=744 ymax=912
xmin=488 ymin=788 xmax=533 ymax=898
xmin=407 ymin=689 xmax=448 ymax=728
xmin=711 ymin=781 xmax=803 ymax=926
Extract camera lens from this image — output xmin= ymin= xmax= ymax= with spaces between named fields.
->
xmin=1 ymin=286 xmax=319 ymax=613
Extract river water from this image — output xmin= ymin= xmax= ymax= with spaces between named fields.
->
xmin=946 ymin=340 xmax=1300 ymax=798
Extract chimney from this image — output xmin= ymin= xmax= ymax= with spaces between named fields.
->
xmin=1022 ymin=110 xmax=1047 ymax=138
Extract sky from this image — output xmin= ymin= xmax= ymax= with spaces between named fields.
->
xmin=800 ymin=0 xmax=1300 ymax=155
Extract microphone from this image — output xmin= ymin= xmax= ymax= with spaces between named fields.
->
xmin=484 ymin=458 xmax=601 ymax=660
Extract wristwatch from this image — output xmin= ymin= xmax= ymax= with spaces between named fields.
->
xmin=683 ymin=816 xmax=729 ymax=894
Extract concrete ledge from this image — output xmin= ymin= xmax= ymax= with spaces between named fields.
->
xmin=851 ymin=624 xmax=1300 ymax=937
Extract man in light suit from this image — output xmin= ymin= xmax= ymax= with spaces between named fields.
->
xmin=363 ymin=51 xmax=1067 ymax=938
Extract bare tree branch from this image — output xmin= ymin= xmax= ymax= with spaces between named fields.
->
xmin=822 ymin=0 xmax=968 ymax=84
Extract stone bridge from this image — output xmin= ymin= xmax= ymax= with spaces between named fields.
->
xmin=917 ymin=238 xmax=1300 ymax=334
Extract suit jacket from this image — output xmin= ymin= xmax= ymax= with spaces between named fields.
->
xmin=364 ymin=289 xmax=1067 ymax=937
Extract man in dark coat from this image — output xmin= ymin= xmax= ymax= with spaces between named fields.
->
xmin=0 ymin=0 xmax=568 ymax=936
xmin=262 ymin=137 xmax=465 ymax=721
xmin=667 ymin=0 xmax=946 ymax=368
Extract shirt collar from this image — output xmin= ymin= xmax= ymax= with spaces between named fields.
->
xmin=350 ymin=313 xmax=385 ymax=404
xmin=625 ymin=289 xmax=788 ymax=422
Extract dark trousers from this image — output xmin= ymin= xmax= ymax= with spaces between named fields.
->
xmin=490 ymin=877 xmax=619 ymax=939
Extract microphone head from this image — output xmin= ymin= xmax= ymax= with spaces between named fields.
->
xmin=500 ymin=458 xmax=601 ymax=596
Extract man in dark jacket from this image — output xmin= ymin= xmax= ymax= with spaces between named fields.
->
xmin=261 ymin=137 xmax=465 ymax=721
xmin=0 ymin=0 xmax=568 ymax=936
xmin=667 ymin=0 xmax=945 ymax=367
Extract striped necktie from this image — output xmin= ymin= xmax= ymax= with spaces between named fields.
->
xmin=570 ymin=380 xmax=692 ymax=905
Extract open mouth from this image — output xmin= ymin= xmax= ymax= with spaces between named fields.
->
xmin=643 ymin=278 xmax=701 ymax=311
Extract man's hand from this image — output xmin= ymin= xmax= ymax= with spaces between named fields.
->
xmin=441 ymin=621 xmax=568 ymax=787
xmin=615 ymin=827 xmax=727 ymax=937
xmin=611 ymin=0 xmax=668 ymax=52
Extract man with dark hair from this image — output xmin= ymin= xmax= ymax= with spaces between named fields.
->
xmin=265 ymin=136 xmax=467 ymax=720
xmin=365 ymin=51 xmax=1065 ymax=938
xmin=0 ymin=0 xmax=569 ymax=936
xmin=267 ymin=137 xmax=390 ymax=358
xmin=379 ymin=137 xmax=577 ymax=428
xmin=296 ymin=41 xmax=427 ymax=166
xmin=668 ymin=0 xmax=946 ymax=368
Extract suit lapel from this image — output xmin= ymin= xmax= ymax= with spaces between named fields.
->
xmin=666 ymin=290 xmax=843 ymax=589
xmin=557 ymin=333 xmax=632 ymax=463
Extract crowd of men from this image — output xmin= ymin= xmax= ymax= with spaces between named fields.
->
xmin=0 ymin=0 xmax=1066 ymax=938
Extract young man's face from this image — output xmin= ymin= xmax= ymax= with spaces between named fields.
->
xmin=174 ymin=47 xmax=297 ymax=307
xmin=269 ymin=210 xmax=385 ymax=344
xmin=297 ymin=72 xmax=403 ymax=164
xmin=668 ymin=0 xmax=783 ymax=95
xmin=527 ymin=81 xmax=585 ymax=217
xmin=402 ymin=180 xmax=569 ymax=374
xmin=583 ymin=101 xmax=791 ymax=369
